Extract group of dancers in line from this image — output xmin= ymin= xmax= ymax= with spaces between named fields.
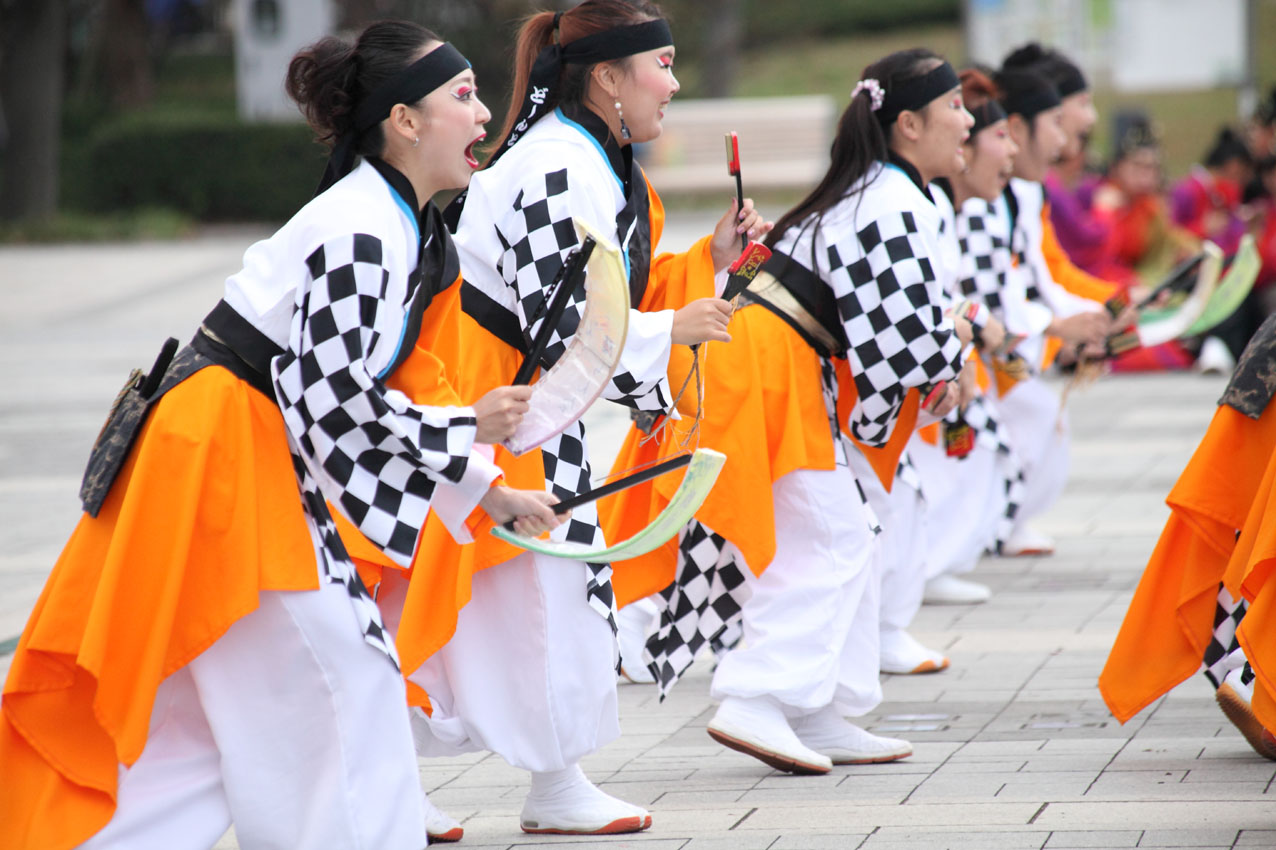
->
xmin=0 ymin=1 xmax=1154 ymax=847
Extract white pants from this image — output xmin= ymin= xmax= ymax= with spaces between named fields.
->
xmin=399 ymin=551 xmax=620 ymax=773
xmin=909 ymin=437 xmax=1003 ymax=580
xmin=711 ymin=466 xmax=882 ymax=717
xmin=848 ymin=445 xmax=926 ymax=635
xmin=996 ymin=376 xmax=1069 ymax=526
xmin=82 ymin=581 xmax=425 ymax=850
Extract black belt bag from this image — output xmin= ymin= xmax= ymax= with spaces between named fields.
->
xmin=78 ymin=301 xmax=283 ymax=517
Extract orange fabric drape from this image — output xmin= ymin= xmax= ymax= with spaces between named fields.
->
xmin=1229 ymin=437 xmax=1276 ymax=731
xmin=342 ymin=180 xmax=720 ymax=687
xmin=1041 ymin=202 xmax=1119 ymax=304
xmin=1100 ymin=402 xmax=1276 ymax=723
xmin=0 ymin=368 xmax=318 ymax=850
xmin=834 ymin=357 xmax=921 ymax=493
xmin=604 ymin=305 xmax=837 ymax=606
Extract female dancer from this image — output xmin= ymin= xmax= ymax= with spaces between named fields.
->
xmin=1003 ymin=43 xmax=1117 ymax=308
xmin=914 ymin=68 xmax=1022 ymax=607
xmin=990 ymin=64 xmax=1111 ymax=555
xmin=342 ymin=0 xmax=762 ymax=837
xmin=603 ymin=47 xmax=969 ymax=775
xmin=0 ymin=21 xmax=560 ymax=850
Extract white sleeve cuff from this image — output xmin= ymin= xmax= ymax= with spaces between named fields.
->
xmin=430 ymin=444 xmax=502 ymax=545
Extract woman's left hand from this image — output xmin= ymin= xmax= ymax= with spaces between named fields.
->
xmin=710 ymin=197 xmax=773 ymax=273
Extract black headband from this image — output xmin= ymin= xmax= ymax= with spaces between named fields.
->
xmin=1000 ymin=82 xmax=1062 ymax=122
xmin=487 ymin=19 xmax=672 ymax=166
xmin=316 ymin=42 xmax=472 ymax=196
xmin=877 ymin=61 xmax=961 ymax=125
xmin=1054 ymin=64 xmax=1088 ymax=98
xmin=969 ymin=100 xmax=1008 ymax=137
xmin=560 ymin=19 xmax=673 ymax=64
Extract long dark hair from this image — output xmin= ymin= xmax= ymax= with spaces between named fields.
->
xmin=495 ymin=0 xmax=665 ymax=152
xmin=285 ymin=20 xmax=441 ymax=159
xmin=766 ymin=48 xmax=942 ymax=249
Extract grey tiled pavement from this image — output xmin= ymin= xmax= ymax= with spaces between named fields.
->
xmin=4 ymin=220 xmax=1276 ymax=849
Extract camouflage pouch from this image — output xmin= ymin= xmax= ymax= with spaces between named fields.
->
xmin=79 ymin=338 xmax=181 ymax=517
xmin=1220 ymin=313 xmax=1276 ymax=420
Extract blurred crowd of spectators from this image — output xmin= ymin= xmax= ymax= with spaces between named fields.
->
xmin=1047 ymin=87 xmax=1276 ymax=372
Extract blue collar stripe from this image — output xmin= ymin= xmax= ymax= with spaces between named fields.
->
xmin=555 ymin=108 xmax=624 ymax=191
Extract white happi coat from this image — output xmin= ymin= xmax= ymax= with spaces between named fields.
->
xmin=773 ymin=159 xmax=965 ymax=449
xmin=452 ymin=105 xmax=677 ymax=625
xmin=225 ymin=158 xmax=500 ymax=665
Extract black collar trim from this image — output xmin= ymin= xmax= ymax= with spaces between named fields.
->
xmin=367 ymin=157 xmax=422 ymax=218
xmin=560 ymin=102 xmax=633 ymax=196
xmin=887 ymin=151 xmax=930 ymax=199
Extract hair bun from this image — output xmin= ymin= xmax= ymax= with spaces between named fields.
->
xmin=1003 ymin=42 xmax=1047 ymax=69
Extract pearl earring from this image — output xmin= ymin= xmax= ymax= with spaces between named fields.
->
xmin=614 ymin=100 xmax=631 ymax=140
xmin=412 ymin=136 xmax=419 ymax=147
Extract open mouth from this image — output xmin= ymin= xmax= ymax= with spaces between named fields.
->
xmin=465 ymin=134 xmax=485 ymax=169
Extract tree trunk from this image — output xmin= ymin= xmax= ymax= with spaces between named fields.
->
xmin=100 ymin=0 xmax=153 ymax=109
xmin=700 ymin=0 xmax=742 ymax=98
xmin=0 ymin=0 xmax=68 ymax=221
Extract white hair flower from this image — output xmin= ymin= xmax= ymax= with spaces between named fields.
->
xmin=852 ymin=78 xmax=885 ymax=112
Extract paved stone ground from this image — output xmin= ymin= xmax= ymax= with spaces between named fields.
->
xmin=4 ymin=222 xmax=1276 ymax=849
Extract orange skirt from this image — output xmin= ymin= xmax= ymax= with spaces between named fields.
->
xmin=0 ymin=365 xmax=317 ymax=850
xmin=1230 ymin=437 xmax=1276 ymax=730
xmin=601 ymin=304 xmax=838 ymax=607
xmin=1100 ymin=401 xmax=1276 ymax=723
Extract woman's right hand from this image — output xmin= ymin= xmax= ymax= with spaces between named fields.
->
xmin=472 ymin=385 xmax=533 ymax=444
xmin=671 ymin=297 xmax=733 ymax=346
xmin=1047 ymin=311 xmax=1109 ymax=348
xmin=479 ymin=486 xmax=563 ymax=536
xmin=923 ymin=380 xmax=961 ymax=419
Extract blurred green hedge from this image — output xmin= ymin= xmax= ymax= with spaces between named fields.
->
xmin=739 ymin=0 xmax=958 ymax=41
xmin=64 ymin=116 xmax=328 ymax=221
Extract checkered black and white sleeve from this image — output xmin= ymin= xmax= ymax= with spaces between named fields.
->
xmin=828 ymin=211 xmax=964 ymax=447
xmin=955 ymin=205 xmax=1010 ymax=318
xmin=496 ymin=168 xmax=673 ymax=412
xmin=273 ymin=233 xmax=483 ymax=567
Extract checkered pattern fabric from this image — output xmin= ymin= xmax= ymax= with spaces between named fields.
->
xmin=273 ymin=233 xmax=480 ymax=666
xmin=490 ymin=166 xmax=681 ymax=634
xmin=642 ymin=357 xmax=884 ymax=697
xmin=829 ymin=211 xmax=964 ymax=448
xmin=1006 ymin=206 xmax=1044 ymax=304
xmin=955 ymin=201 xmax=1011 ymax=317
xmin=895 ymin=449 xmax=922 ymax=495
xmin=1203 ymin=583 xmax=1249 ymax=688
xmin=496 ymin=168 xmax=669 ymax=413
xmin=959 ymin=394 xmax=1026 ymax=553
xmin=644 ymin=519 xmax=750 ymax=697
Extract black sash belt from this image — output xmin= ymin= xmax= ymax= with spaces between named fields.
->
xmin=743 ymin=251 xmax=849 ymax=359
xmin=79 ymin=300 xmax=284 ymax=516
xmin=196 ymin=299 xmax=283 ymax=398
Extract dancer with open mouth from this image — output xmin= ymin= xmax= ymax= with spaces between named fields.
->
xmin=0 ymin=20 xmax=561 ymax=850
xmin=336 ymin=0 xmax=766 ymax=838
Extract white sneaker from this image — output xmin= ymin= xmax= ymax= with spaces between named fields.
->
xmin=520 ymin=765 xmax=651 ymax=835
xmin=880 ymin=628 xmax=949 ymax=675
xmin=423 ymin=793 xmax=463 ymax=843
xmin=792 ymin=705 xmax=913 ymax=765
xmin=707 ymin=695 xmax=832 ymax=774
xmin=1217 ymin=667 xmax=1276 ymax=761
xmin=1196 ymin=336 xmax=1236 ymax=376
xmin=924 ymin=574 xmax=992 ymax=605
xmin=1002 ymin=524 xmax=1055 ymax=556
xmin=617 ymin=602 xmax=657 ymax=684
